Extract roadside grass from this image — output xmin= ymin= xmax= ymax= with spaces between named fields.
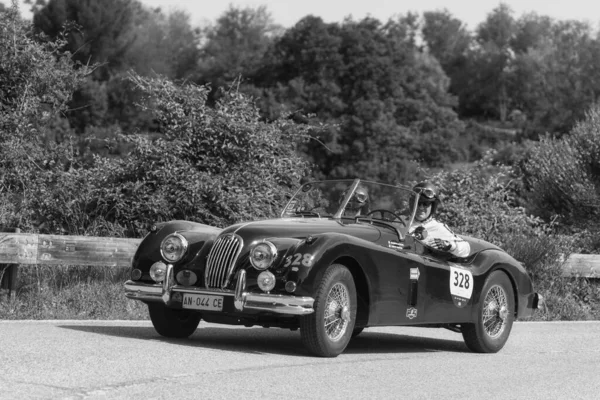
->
xmin=0 ymin=266 xmax=147 ymax=320
xmin=0 ymin=261 xmax=598 ymax=321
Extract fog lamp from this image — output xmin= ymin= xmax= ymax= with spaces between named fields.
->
xmin=131 ymin=269 xmax=142 ymax=280
xmin=249 ymin=241 xmax=278 ymax=270
xmin=285 ymin=281 xmax=297 ymax=293
xmin=150 ymin=261 xmax=168 ymax=282
xmin=176 ymin=270 xmax=198 ymax=286
xmin=257 ymin=271 xmax=276 ymax=292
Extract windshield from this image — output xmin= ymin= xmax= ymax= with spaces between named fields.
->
xmin=281 ymin=179 xmax=418 ymax=228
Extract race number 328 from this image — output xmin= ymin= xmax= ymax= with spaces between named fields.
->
xmin=283 ymin=253 xmax=313 ymax=268
xmin=449 ymin=266 xmax=473 ymax=300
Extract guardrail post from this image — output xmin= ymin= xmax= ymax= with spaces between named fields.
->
xmin=0 ymin=227 xmax=20 ymax=302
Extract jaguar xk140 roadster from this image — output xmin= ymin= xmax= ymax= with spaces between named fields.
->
xmin=125 ymin=179 xmax=541 ymax=357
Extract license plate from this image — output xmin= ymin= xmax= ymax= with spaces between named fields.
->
xmin=182 ymin=293 xmax=224 ymax=311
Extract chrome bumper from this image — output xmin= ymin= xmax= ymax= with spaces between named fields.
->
xmin=124 ymin=267 xmax=314 ymax=316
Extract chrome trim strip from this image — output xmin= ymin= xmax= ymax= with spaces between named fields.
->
xmin=234 ymin=269 xmax=246 ymax=311
xmin=124 ymin=281 xmax=163 ymax=302
xmin=124 ymin=278 xmax=314 ymax=315
xmin=162 ymin=263 xmax=174 ymax=303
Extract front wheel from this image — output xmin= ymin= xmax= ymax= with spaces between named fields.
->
xmin=462 ymin=271 xmax=515 ymax=353
xmin=148 ymin=303 xmax=201 ymax=338
xmin=300 ymin=264 xmax=357 ymax=357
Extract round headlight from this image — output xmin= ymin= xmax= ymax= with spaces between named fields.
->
xmin=249 ymin=241 xmax=278 ymax=270
xmin=257 ymin=271 xmax=276 ymax=292
xmin=149 ymin=261 xmax=167 ymax=282
xmin=160 ymin=233 xmax=188 ymax=263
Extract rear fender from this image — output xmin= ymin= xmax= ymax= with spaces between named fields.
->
xmin=467 ymin=250 xmax=536 ymax=321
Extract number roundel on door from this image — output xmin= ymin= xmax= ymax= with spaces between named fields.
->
xmin=449 ymin=265 xmax=474 ymax=308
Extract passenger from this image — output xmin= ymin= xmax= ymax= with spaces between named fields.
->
xmin=409 ymin=181 xmax=470 ymax=258
xmin=340 ymin=185 xmax=370 ymax=217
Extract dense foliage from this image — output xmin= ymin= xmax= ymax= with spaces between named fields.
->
xmin=0 ymin=1 xmax=90 ymax=230
xmin=2 ymin=1 xmax=600 ymax=320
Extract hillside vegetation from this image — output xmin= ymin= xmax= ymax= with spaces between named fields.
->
xmin=1 ymin=1 xmax=599 ymax=320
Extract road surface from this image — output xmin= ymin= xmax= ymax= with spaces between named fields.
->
xmin=1 ymin=320 xmax=599 ymax=399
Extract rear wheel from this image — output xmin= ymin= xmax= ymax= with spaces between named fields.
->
xmin=462 ymin=271 xmax=515 ymax=353
xmin=300 ymin=264 xmax=357 ymax=357
xmin=148 ymin=303 xmax=201 ymax=338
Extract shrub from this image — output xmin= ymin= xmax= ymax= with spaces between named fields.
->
xmin=523 ymin=104 xmax=600 ymax=228
xmin=0 ymin=1 xmax=91 ymax=231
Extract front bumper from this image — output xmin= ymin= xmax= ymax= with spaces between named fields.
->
xmin=124 ymin=267 xmax=314 ymax=316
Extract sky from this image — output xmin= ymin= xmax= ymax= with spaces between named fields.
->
xmin=135 ymin=0 xmax=600 ymax=30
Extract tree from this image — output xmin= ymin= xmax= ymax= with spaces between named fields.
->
xmin=33 ymin=0 xmax=139 ymax=80
xmin=0 ymin=0 xmax=90 ymax=230
xmin=250 ymin=15 xmax=464 ymax=182
xmin=197 ymin=5 xmax=281 ymax=91
xmin=421 ymin=9 xmax=472 ymax=98
xmin=510 ymin=18 xmax=600 ymax=136
xmin=465 ymin=3 xmax=517 ymax=120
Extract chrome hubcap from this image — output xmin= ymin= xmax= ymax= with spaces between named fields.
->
xmin=324 ymin=282 xmax=350 ymax=341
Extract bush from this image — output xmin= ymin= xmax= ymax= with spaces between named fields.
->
xmin=523 ymin=104 xmax=600 ymax=228
xmin=0 ymin=1 xmax=91 ymax=231
xmin=423 ymin=155 xmax=548 ymax=247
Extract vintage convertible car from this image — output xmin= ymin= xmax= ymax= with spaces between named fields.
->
xmin=124 ymin=179 xmax=541 ymax=357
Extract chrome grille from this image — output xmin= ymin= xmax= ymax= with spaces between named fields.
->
xmin=205 ymin=234 xmax=243 ymax=289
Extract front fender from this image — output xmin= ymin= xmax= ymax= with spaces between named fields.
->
xmin=132 ymin=221 xmax=222 ymax=272
xmin=286 ymin=233 xmax=376 ymax=297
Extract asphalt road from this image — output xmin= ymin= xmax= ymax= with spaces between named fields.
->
xmin=1 ymin=320 xmax=599 ymax=400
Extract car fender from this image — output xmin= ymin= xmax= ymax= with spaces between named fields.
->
xmin=465 ymin=249 xmax=535 ymax=320
xmin=284 ymin=232 xmax=375 ymax=297
xmin=132 ymin=220 xmax=222 ymax=271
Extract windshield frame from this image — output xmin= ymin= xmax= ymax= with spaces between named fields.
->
xmin=281 ymin=179 xmax=419 ymax=228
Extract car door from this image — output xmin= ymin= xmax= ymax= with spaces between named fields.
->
xmin=416 ymin=252 xmax=474 ymax=323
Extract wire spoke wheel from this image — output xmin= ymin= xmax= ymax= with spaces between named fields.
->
xmin=300 ymin=264 xmax=356 ymax=357
xmin=324 ymin=282 xmax=350 ymax=341
xmin=462 ymin=271 xmax=514 ymax=353
xmin=482 ymin=285 xmax=509 ymax=338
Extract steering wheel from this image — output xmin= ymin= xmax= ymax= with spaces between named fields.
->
xmin=366 ymin=209 xmax=406 ymax=226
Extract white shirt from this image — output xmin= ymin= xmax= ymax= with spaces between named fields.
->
xmin=409 ymin=218 xmax=471 ymax=258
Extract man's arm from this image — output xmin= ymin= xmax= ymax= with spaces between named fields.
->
xmin=422 ymin=221 xmax=471 ymax=257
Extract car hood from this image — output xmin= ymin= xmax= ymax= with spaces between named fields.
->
xmin=222 ymin=218 xmax=382 ymax=242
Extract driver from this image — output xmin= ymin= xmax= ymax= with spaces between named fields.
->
xmin=409 ymin=181 xmax=470 ymax=257
xmin=340 ymin=185 xmax=370 ymax=217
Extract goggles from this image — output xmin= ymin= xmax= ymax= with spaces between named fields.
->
xmin=341 ymin=188 xmax=368 ymax=204
xmin=353 ymin=190 xmax=368 ymax=203
xmin=414 ymin=187 xmax=436 ymax=199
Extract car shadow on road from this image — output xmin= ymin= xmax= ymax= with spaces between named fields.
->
xmin=59 ymin=324 xmax=468 ymax=357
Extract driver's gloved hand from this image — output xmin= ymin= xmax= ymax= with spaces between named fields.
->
xmin=430 ymin=238 xmax=452 ymax=252
xmin=413 ymin=226 xmax=427 ymax=240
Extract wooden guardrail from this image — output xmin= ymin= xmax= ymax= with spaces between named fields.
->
xmin=0 ymin=232 xmax=598 ymax=301
xmin=0 ymin=232 xmax=141 ymax=300
xmin=560 ymin=254 xmax=600 ymax=278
